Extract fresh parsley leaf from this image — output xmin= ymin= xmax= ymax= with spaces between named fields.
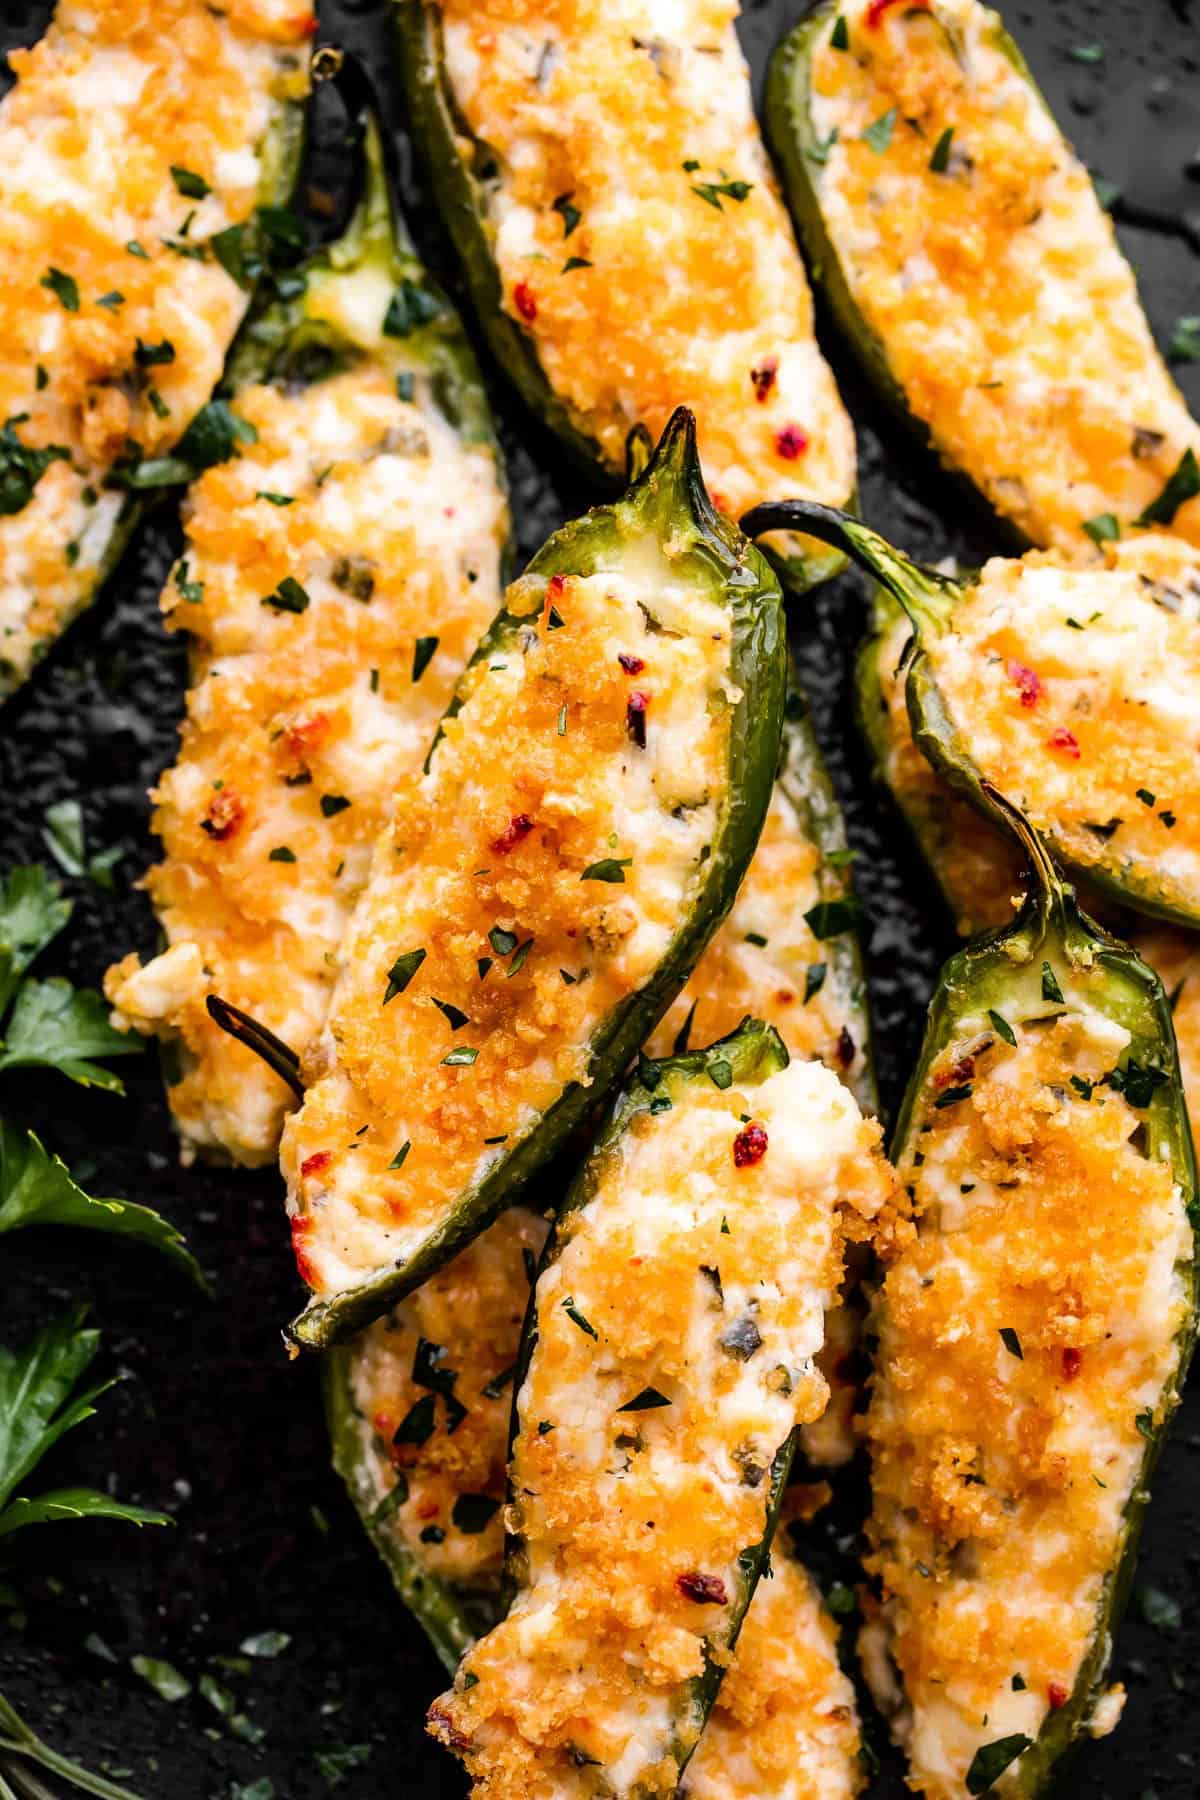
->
xmin=1083 ymin=511 xmax=1120 ymax=545
xmin=261 ymin=576 xmax=309 ymax=614
xmin=1136 ymin=448 xmax=1200 ymax=528
xmin=803 ymin=963 xmax=827 ymax=1005
xmin=999 ymin=1327 xmax=1023 ymax=1359
xmin=170 ymin=165 xmax=211 ymax=200
xmin=383 ymin=280 xmax=444 ymax=338
xmin=617 ymin=1387 xmax=671 ymax=1412
xmin=0 ymin=416 xmax=70 ymax=517
xmin=384 ymin=948 xmax=426 ymax=1002
xmin=804 ymin=898 xmax=861 ymax=939
xmin=0 ymin=865 xmax=70 ymax=1017
xmin=40 ymin=267 xmax=79 ymax=312
xmin=412 ymin=635 xmax=439 ymax=681
xmin=552 ymin=192 xmax=582 ymax=237
xmin=451 ymin=1493 xmax=501 ymax=1534
xmin=320 ymin=794 xmax=350 ymax=818
xmin=929 ymin=127 xmax=954 ymax=172
xmin=0 ymin=978 xmax=141 ymax=1091
xmin=580 ymin=857 xmax=632 ymax=883
xmin=862 ymin=108 xmax=897 ymax=154
xmin=42 ymin=798 xmax=122 ymax=889
xmin=1041 ymin=962 xmax=1065 ymax=1005
xmin=831 ymin=14 xmax=850 ymax=49
xmin=987 ymin=1009 xmax=1017 ymax=1048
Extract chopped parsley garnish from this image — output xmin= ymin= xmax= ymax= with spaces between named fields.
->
xmin=708 ymin=1058 xmax=734 ymax=1092
xmin=257 ymin=490 xmax=294 ymax=507
xmin=804 ymin=963 xmax=827 ymax=1005
xmin=1106 ymin=1058 xmax=1169 ymax=1108
xmin=261 ymin=576 xmax=310 ymax=614
xmin=383 ymin=280 xmax=444 ymax=338
xmin=1135 ymin=1408 xmax=1155 ymax=1441
xmin=804 ymin=898 xmax=861 ymax=939
xmin=507 ymin=938 xmax=534 ymax=978
xmin=563 ymin=256 xmax=593 ymax=273
xmin=1011 ymin=1673 xmax=1027 ymax=1690
xmin=412 ymin=635 xmax=438 ymax=681
xmin=560 ymin=968 xmax=577 ymax=985
xmin=987 ymin=1009 xmax=1016 ymax=1047
xmin=442 ymin=1046 xmax=479 ymax=1067
xmin=482 ymin=1362 xmax=517 ymax=1401
xmin=805 ymin=127 xmax=839 ymax=166
xmin=41 ymin=267 xmax=79 ymax=312
xmin=562 ymin=1298 xmax=598 ymax=1340
xmin=580 ymin=857 xmax=632 ymax=883
xmin=552 ymin=192 xmax=582 ymax=237
xmin=691 ymin=178 xmax=754 ymax=209
xmin=1070 ymin=1075 xmax=1094 ymax=1100
xmin=1041 ymin=962 xmax=1065 ymax=1005
xmin=1136 ymin=788 xmax=1156 ymax=806
xmin=392 ymin=1394 xmax=437 ymax=1448
xmin=256 ymin=204 xmax=304 ymax=251
xmin=617 ymin=1387 xmax=671 ymax=1412
xmin=1136 ymin=448 xmax=1200 ymax=528
xmin=171 ymin=165 xmax=211 ymax=199
xmin=147 ymin=389 xmax=170 ymax=420
xmin=862 ymin=108 xmax=897 ymax=155
xmin=135 ymin=338 xmax=175 ymax=367
xmin=965 ymin=1736 xmax=1032 ymax=1796
xmin=174 ymin=560 xmax=205 ymax=604
xmin=649 ymin=1094 xmax=672 ymax=1114
xmin=1160 ymin=810 xmax=1177 ymax=829
xmin=929 ymin=127 xmax=954 ymax=173
xmin=389 ymin=1142 xmax=411 ymax=1171
xmin=432 ymin=999 xmax=469 ymax=1031
xmin=96 ymin=290 xmax=125 ymax=311
xmin=831 ymin=14 xmax=850 ymax=49
xmin=452 ymin=1493 xmax=500 ymax=1535
xmin=267 ymin=845 xmax=296 ymax=864
xmin=489 ymin=927 xmax=518 ymax=956
xmin=126 ymin=239 xmax=150 ymax=259
xmin=557 ymin=702 xmax=568 ymax=736
xmin=827 ymin=847 xmax=857 ymax=868
xmin=211 ymin=222 xmax=263 ymax=289
xmin=1083 ymin=511 xmax=1120 ymax=545
xmin=0 ymin=417 xmax=69 ymax=518
xmin=384 ymin=947 xmax=426 ymax=1002
xmin=34 ymin=365 xmax=47 ymax=391
xmin=999 ymin=1327 xmax=1023 ymax=1360
xmin=320 ymin=794 xmax=350 ymax=818
xmin=744 ymin=931 xmax=768 ymax=948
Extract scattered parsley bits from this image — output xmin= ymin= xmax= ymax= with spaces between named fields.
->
xmin=1136 ymin=788 xmax=1156 ymax=807
xmin=563 ymin=256 xmax=592 ymax=273
xmin=389 ymin=1142 xmax=411 ymax=1171
xmin=556 ymin=702 xmax=567 ymax=735
xmin=171 ymin=164 xmax=211 ymax=199
xmin=1070 ymin=1075 xmax=1094 ymax=1100
xmin=174 ymin=561 xmax=205 ymax=603
xmin=804 ymin=898 xmax=860 ymax=939
xmin=552 ymin=192 xmax=582 ymax=237
xmin=831 ymin=13 xmax=850 ymax=48
xmin=268 ymin=846 xmax=296 ymax=864
xmin=452 ymin=1493 xmax=500 ymax=1535
xmin=489 ymin=927 xmax=518 ymax=956
xmin=507 ymin=938 xmax=534 ymax=978
xmin=384 ymin=947 xmax=426 ymax=1002
xmin=1083 ymin=511 xmax=1120 ymax=545
xmin=261 ymin=575 xmax=310 ymax=614
xmin=617 ymin=1387 xmax=671 ymax=1412
xmin=320 ymin=794 xmax=351 ymax=818
xmin=1135 ymin=1408 xmax=1155 ymax=1441
xmin=929 ymin=127 xmax=954 ymax=173
xmin=862 ymin=107 xmax=897 ymax=154
xmin=126 ymin=239 xmax=150 ymax=259
xmin=1136 ymin=448 xmax=1200 ymax=528
xmin=412 ymin=635 xmax=438 ymax=681
xmin=147 ymin=388 xmax=170 ymax=420
xmin=383 ymin=279 xmax=443 ymax=338
xmin=999 ymin=1327 xmax=1023 ymax=1360
xmin=580 ymin=857 xmax=632 ymax=883
xmin=96 ymin=290 xmax=125 ymax=311
xmin=803 ymin=963 xmax=827 ymax=1005
xmin=135 ymin=338 xmax=175 ymax=367
xmin=562 ymin=1297 xmax=598 ymax=1340
xmin=987 ymin=1009 xmax=1017 ymax=1047
xmin=432 ymin=998 xmax=469 ymax=1031
xmin=41 ymin=267 xmax=79 ymax=312
xmin=1041 ymin=962 xmax=1065 ymax=1005
xmin=442 ymin=1046 xmax=479 ymax=1067
xmin=257 ymin=490 xmax=294 ymax=506
xmin=691 ymin=178 xmax=754 ymax=209
xmin=392 ymin=1394 xmax=438 ymax=1448
xmin=34 ymin=365 xmax=47 ymax=391
xmin=744 ymin=931 xmax=768 ymax=947
xmin=1011 ymin=1673 xmax=1027 ymax=1691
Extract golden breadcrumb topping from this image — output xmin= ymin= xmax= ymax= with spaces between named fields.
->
xmin=439 ymin=0 xmax=854 ymax=552
xmin=349 ymin=1208 xmax=547 ymax=1587
xmin=864 ymin=1006 xmax=1191 ymax=1797
xmin=429 ymin=1059 xmax=895 ymax=1797
xmin=281 ymin=546 xmax=735 ymax=1297
xmin=105 ymin=365 xmax=506 ymax=1163
xmin=928 ymin=537 xmax=1200 ymax=910
xmin=647 ymin=784 xmax=867 ymax=1090
xmin=0 ymin=0 xmax=312 ymax=687
xmin=684 ymin=1549 xmax=863 ymax=1800
xmin=811 ymin=0 xmax=1200 ymax=556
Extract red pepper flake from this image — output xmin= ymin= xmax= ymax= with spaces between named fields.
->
xmin=1006 ymin=661 xmax=1041 ymax=708
xmin=618 ymin=652 xmax=644 ymax=675
xmin=514 ymin=281 xmax=537 ymax=323
xmin=775 ymin=424 xmax=809 ymax=461
xmin=626 ymin=690 xmax=648 ymax=748
xmin=935 ymin=1054 xmax=976 ymax=1088
xmin=676 ymin=1571 xmax=728 ymax=1606
xmin=1047 ymin=727 xmax=1080 ymax=759
xmin=1048 ymin=1683 xmax=1069 ymax=1710
xmin=836 ymin=1026 xmax=856 ymax=1067
xmin=290 ymin=1214 xmax=317 ymax=1287
xmin=427 ymin=1703 xmax=471 ymax=1753
xmin=300 ymin=1150 xmax=331 ymax=1180
xmin=491 ymin=813 xmax=535 ymax=855
xmin=867 ymin=0 xmax=930 ymax=23
xmin=733 ymin=1122 xmax=768 ymax=1167
xmin=284 ymin=711 xmax=331 ymax=756
xmin=1061 ymin=1347 xmax=1082 ymax=1380
xmin=751 ymin=358 xmax=778 ymax=403
xmin=200 ymin=789 xmax=245 ymax=841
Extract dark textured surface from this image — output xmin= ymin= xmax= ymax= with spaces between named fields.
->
xmin=0 ymin=2 xmax=1197 ymax=1795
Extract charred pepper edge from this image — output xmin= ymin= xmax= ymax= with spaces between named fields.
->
xmin=390 ymin=0 xmax=852 ymax=596
xmin=744 ymin=499 xmax=1200 ymax=931
xmin=496 ymin=1018 xmax=798 ymax=1780
xmin=882 ymin=796 xmax=1197 ymax=1797
xmin=0 ymin=41 xmax=310 ymax=702
xmin=286 ymin=408 xmax=788 ymax=1350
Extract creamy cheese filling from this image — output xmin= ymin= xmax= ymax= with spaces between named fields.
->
xmin=865 ymin=1003 xmax=1191 ymax=1799
xmin=439 ymin=0 xmax=855 ymax=557
xmin=429 ymin=1058 xmax=894 ymax=1796
xmin=106 ymin=360 xmax=507 ymax=1164
xmin=928 ymin=537 xmax=1200 ymax=908
xmin=0 ymin=0 xmax=312 ymax=688
xmin=809 ymin=0 xmax=1200 ymax=556
xmin=683 ymin=1549 xmax=863 ymax=1800
xmin=348 ymin=1208 xmax=548 ymax=1590
xmin=280 ymin=537 xmax=739 ymax=1297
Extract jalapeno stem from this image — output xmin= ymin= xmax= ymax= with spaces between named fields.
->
xmin=205 ymin=995 xmax=304 ymax=1099
xmin=741 ymin=499 xmax=958 ymax=632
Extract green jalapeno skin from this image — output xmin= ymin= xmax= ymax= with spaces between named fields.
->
xmin=744 ymin=499 xmax=1200 ymax=931
xmin=285 ymin=410 xmax=787 ymax=1351
xmin=873 ymin=799 xmax=1196 ymax=1796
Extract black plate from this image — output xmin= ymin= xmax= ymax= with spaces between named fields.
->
xmin=0 ymin=2 xmax=1197 ymax=1795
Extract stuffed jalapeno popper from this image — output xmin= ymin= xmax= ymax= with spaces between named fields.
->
xmin=0 ymin=0 xmax=312 ymax=695
xmin=428 ymin=1021 xmax=894 ymax=1794
xmin=105 ymin=124 xmax=509 ymax=1166
xmin=394 ymin=0 xmax=856 ymax=589
xmin=281 ymin=411 xmax=786 ymax=1350
xmin=860 ymin=805 xmax=1196 ymax=1798
xmin=768 ymin=0 xmax=1200 ymax=560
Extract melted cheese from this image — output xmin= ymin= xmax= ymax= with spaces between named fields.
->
xmin=428 ymin=1058 xmax=895 ymax=1796
xmin=928 ymin=537 xmax=1200 ymax=912
xmin=438 ymin=0 xmax=855 ymax=564
xmin=865 ymin=1005 xmax=1192 ymax=1798
xmin=106 ymin=362 xmax=507 ymax=1164
xmin=281 ymin=534 xmax=740 ymax=1297
xmin=810 ymin=0 xmax=1200 ymax=557
xmin=348 ymin=1208 xmax=548 ymax=1589
xmin=684 ymin=1550 xmax=863 ymax=1800
xmin=0 ymin=0 xmax=312 ymax=691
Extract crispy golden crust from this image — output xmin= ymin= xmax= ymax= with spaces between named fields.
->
xmin=0 ymin=0 xmax=312 ymax=682
xmin=430 ymin=1061 xmax=895 ymax=1797
xmin=105 ymin=368 xmax=506 ymax=1163
xmin=439 ymin=0 xmax=854 ymax=529
xmin=864 ymin=1008 xmax=1191 ymax=1796
xmin=282 ymin=557 xmax=732 ymax=1296
xmin=812 ymin=0 xmax=1200 ymax=556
